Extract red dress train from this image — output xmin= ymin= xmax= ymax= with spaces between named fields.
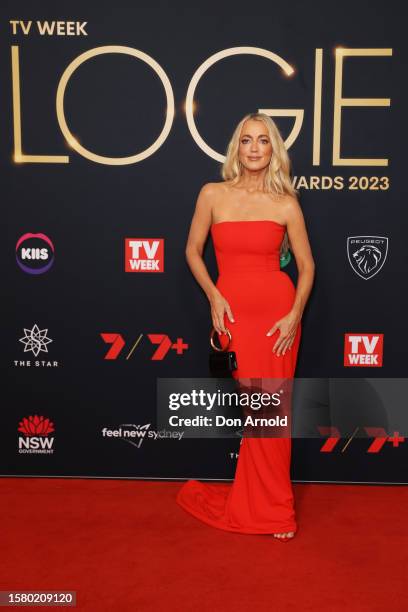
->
xmin=176 ymin=220 xmax=301 ymax=534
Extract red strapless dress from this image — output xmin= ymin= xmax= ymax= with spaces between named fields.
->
xmin=176 ymin=220 xmax=301 ymax=534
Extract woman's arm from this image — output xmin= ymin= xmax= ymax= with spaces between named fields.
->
xmin=185 ymin=183 xmax=235 ymax=334
xmin=285 ymin=195 xmax=315 ymax=318
xmin=267 ymin=195 xmax=315 ymax=356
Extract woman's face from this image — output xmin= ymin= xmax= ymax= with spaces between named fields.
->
xmin=238 ymin=120 xmax=273 ymax=171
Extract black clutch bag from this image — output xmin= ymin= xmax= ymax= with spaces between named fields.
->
xmin=209 ymin=327 xmax=238 ymax=377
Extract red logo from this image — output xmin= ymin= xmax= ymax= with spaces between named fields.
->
xmin=100 ymin=333 xmax=126 ymax=359
xmin=18 ymin=415 xmax=55 ymax=436
xmin=344 ymin=333 xmax=383 ymax=367
xmin=125 ymin=239 xmax=164 ymax=272
xmin=147 ymin=334 xmax=189 ymax=360
xmin=318 ymin=426 xmax=405 ymax=453
xmin=100 ymin=333 xmax=188 ymax=360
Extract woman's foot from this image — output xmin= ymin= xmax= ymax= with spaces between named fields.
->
xmin=273 ymin=531 xmax=295 ymax=541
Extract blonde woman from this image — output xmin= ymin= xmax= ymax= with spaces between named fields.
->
xmin=177 ymin=112 xmax=315 ymax=541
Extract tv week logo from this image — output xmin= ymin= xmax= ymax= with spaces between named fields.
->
xmin=344 ymin=334 xmax=384 ymax=367
xmin=125 ymin=238 xmax=164 ymax=272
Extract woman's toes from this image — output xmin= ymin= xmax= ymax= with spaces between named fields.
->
xmin=273 ymin=531 xmax=295 ymax=539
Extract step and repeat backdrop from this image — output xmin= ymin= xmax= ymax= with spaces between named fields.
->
xmin=2 ymin=0 xmax=407 ymax=483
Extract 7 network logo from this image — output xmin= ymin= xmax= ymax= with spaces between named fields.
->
xmin=318 ymin=426 xmax=404 ymax=453
xmin=100 ymin=332 xmax=188 ymax=360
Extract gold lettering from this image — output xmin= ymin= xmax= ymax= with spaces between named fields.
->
xmin=333 ymin=48 xmax=392 ymax=166
xmin=56 ymin=46 xmax=174 ymax=165
xmin=185 ymin=46 xmax=299 ymax=162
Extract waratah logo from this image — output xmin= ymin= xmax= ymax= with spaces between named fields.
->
xmin=18 ymin=415 xmax=55 ymax=436
xmin=18 ymin=415 xmax=55 ymax=454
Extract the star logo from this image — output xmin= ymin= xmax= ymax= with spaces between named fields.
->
xmin=19 ymin=324 xmax=53 ymax=357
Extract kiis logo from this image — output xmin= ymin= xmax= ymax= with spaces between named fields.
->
xmin=18 ymin=415 xmax=55 ymax=454
xmin=347 ymin=236 xmax=388 ymax=280
xmin=100 ymin=333 xmax=188 ymax=360
xmin=16 ymin=233 xmax=55 ymax=274
xmin=125 ymin=239 xmax=164 ymax=272
xmin=344 ymin=334 xmax=384 ymax=367
xmin=102 ymin=424 xmax=184 ymax=449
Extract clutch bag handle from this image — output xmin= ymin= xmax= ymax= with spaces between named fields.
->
xmin=209 ymin=327 xmax=232 ymax=352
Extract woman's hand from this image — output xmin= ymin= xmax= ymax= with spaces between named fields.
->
xmin=266 ymin=309 xmax=301 ymax=356
xmin=209 ymin=289 xmax=235 ymax=334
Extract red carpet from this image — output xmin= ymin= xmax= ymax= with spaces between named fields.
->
xmin=1 ymin=478 xmax=407 ymax=611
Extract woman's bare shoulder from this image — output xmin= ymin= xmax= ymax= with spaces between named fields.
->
xmin=279 ymin=193 xmax=304 ymax=225
xmin=199 ymin=180 xmax=230 ymax=197
xmin=281 ymin=193 xmax=301 ymax=210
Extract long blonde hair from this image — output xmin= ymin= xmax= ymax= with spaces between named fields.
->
xmin=221 ymin=112 xmax=298 ymax=257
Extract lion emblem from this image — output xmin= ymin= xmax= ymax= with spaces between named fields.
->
xmin=352 ymin=245 xmax=382 ymax=275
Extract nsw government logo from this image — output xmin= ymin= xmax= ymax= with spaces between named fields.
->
xmin=347 ymin=236 xmax=388 ymax=280
xmin=16 ymin=233 xmax=55 ymax=274
xmin=125 ymin=238 xmax=164 ymax=272
xmin=18 ymin=415 xmax=55 ymax=454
